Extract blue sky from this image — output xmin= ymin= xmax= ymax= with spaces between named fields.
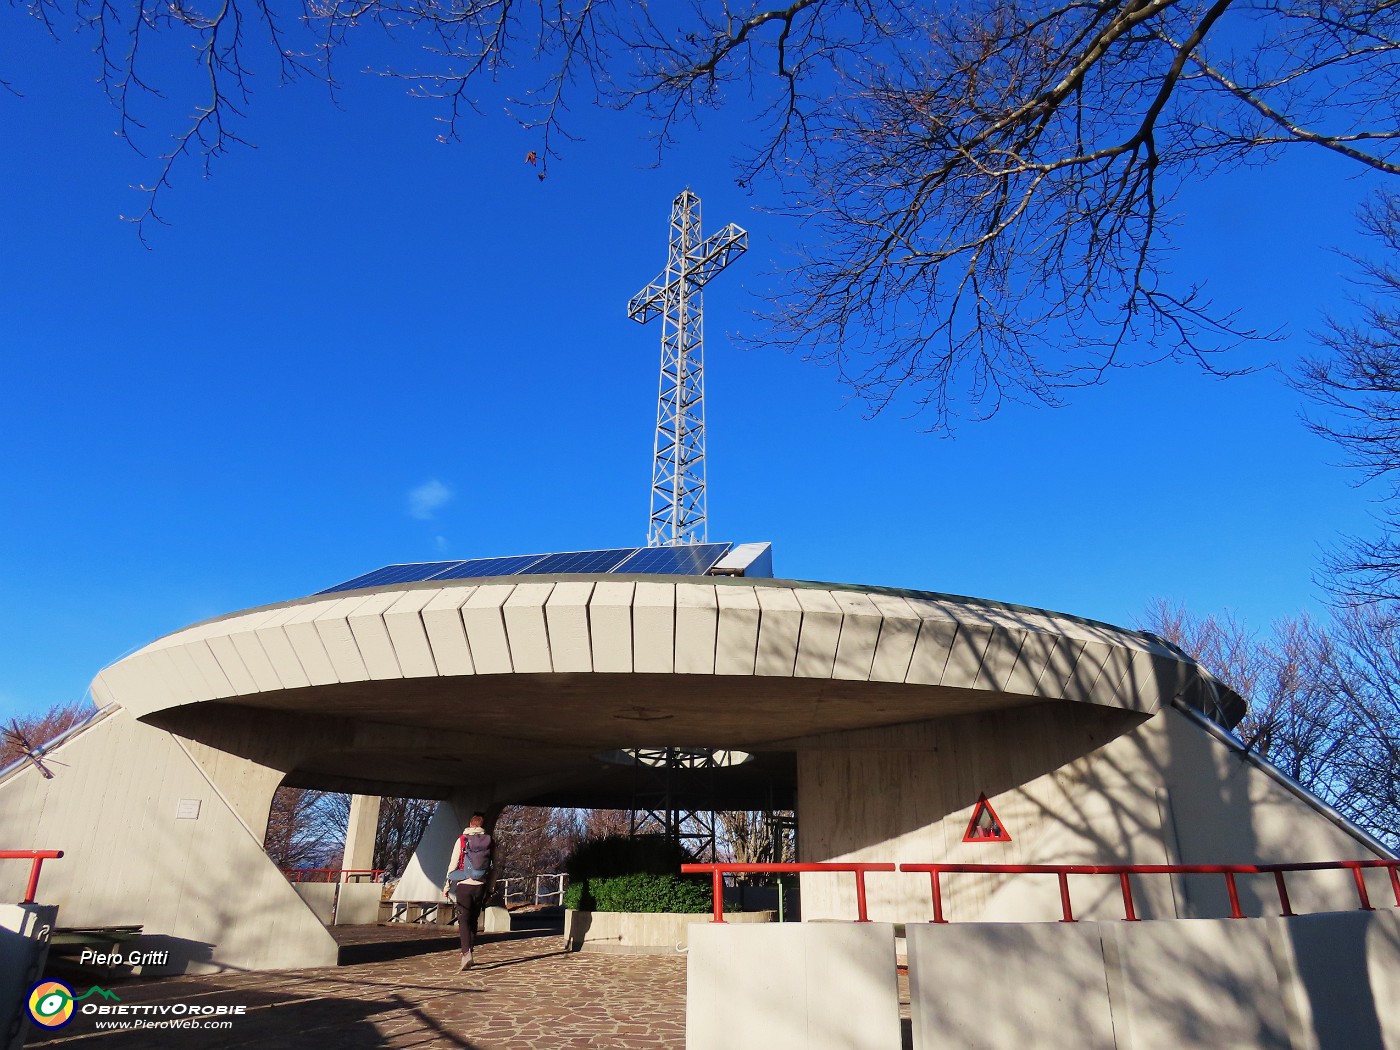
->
xmin=0 ymin=19 xmax=1388 ymax=722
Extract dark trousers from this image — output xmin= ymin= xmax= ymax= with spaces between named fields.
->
xmin=454 ymin=882 xmax=487 ymax=953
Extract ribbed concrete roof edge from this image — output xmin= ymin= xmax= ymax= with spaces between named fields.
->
xmin=116 ymin=573 xmax=1183 ymax=658
xmin=90 ymin=576 xmax=1244 ymax=730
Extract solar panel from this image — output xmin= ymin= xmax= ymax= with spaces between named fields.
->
xmin=518 ymin=548 xmax=639 ymax=574
xmin=613 ymin=543 xmax=732 ymax=575
xmin=318 ymin=542 xmax=738 ymax=594
xmin=315 ymin=562 xmax=464 ymax=595
xmin=430 ymin=554 xmax=548 ymax=580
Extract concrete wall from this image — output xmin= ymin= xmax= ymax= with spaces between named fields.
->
xmin=292 ymin=884 xmax=337 ymax=925
xmin=291 ymin=882 xmax=383 ymax=926
xmin=563 ymin=908 xmax=774 ymax=953
xmin=1 ymin=904 xmax=57 ymax=1050
xmin=1159 ymin=707 xmax=1392 ymax=916
xmin=333 ymin=883 xmax=384 ymax=926
xmin=0 ymin=709 xmax=338 ymax=974
xmin=909 ymin=920 xmax=1116 ymax=1050
xmin=688 ymin=913 xmax=1400 ymax=1050
xmin=688 ymin=922 xmax=901 ymax=1050
xmin=907 ymin=911 xmax=1400 ymax=1050
xmin=796 ymin=703 xmax=1388 ymax=924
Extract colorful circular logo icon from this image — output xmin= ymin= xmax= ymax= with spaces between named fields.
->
xmin=27 ymin=981 xmax=75 ymax=1028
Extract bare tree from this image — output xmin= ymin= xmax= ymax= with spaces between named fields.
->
xmin=1 ymin=700 xmax=94 ymax=770
xmin=492 ymin=805 xmax=584 ymax=881
xmin=309 ymin=792 xmax=437 ymax=877
xmin=11 ymin=0 xmax=1399 ymax=424
xmin=1297 ymin=192 xmax=1400 ymax=603
xmin=715 ymin=810 xmax=795 ymax=865
xmin=580 ymin=808 xmax=633 ymax=840
xmin=1142 ymin=600 xmax=1399 ymax=847
xmin=374 ymin=796 xmax=437 ymax=877
xmin=264 ymin=787 xmax=343 ymax=870
xmin=1315 ymin=605 xmax=1400 ymax=843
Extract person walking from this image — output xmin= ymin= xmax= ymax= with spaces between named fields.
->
xmin=443 ymin=811 xmax=493 ymax=971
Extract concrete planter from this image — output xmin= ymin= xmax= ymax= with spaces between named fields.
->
xmin=563 ymin=908 xmax=776 ymax=954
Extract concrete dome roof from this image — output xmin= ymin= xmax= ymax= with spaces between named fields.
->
xmin=89 ymin=575 xmax=1242 ymax=804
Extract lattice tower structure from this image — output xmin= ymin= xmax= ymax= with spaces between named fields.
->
xmin=627 ymin=747 xmax=720 ymax=862
xmin=628 ymin=190 xmax=747 ymax=547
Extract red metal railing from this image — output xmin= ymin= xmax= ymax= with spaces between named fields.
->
xmin=899 ymin=860 xmax=1400 ymax=923
xmin=2 ymin=850 xmax=63 ymax=904
xmin=680 ymin=859 xmax=1400 ymax=924
xmin=681 ymin=862 xmax=896 ymax=923
xmin=281 ymin=868 xmax=385 ymax=884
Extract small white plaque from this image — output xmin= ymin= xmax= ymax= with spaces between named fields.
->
xmin=175 ymin=798 xmax=202 ymax=820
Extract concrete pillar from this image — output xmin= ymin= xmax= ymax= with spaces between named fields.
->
xmin=392 ymin=790 xmax=496 ymax=901
xmin=342 ymin=794 xmax=381 ymax=880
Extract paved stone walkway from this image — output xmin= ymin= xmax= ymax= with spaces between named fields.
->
xmin=30 ymin=928 xmax=687 ymax=1050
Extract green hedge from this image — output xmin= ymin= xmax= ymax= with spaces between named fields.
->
xmin=562 ymin=835 xmax=716 ymax=913
xmin=564 ymin=871 xmax=714 ymax=913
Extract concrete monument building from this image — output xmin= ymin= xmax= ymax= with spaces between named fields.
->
xmin=8 ymin=191 xmax=1395 ymax=1047
xmin=2 ymin=538 xmax=1392 ymax=979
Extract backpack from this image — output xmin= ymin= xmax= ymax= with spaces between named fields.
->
xmin=446 ymin=833 xmax=491 ymax=888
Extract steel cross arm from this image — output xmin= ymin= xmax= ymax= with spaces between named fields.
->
xmin=626 ymin=223 xmax=749 ymax=324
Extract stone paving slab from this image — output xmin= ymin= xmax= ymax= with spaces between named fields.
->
xmin=28 ymin=929 xmax=687 ymax=1050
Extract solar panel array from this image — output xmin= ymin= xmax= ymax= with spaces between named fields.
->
xmin=317 ymin=543 xmax=733 ymax=595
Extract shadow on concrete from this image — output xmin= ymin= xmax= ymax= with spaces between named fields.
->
xmin=333 ymin=916 xmax=564 ymax=966
xmin=45 ymin=934 xmax=216 ymax=987
xmin=335 ymin=930 xmax=459 ymax=966
xmin=1288 ymin=911 xmax=1388 ymax=1050
xmin=470 ymin=946 xmax=571 ymax=973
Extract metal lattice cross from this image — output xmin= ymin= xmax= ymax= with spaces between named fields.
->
xmin=628 ymin=190 xmax=747 ymax=546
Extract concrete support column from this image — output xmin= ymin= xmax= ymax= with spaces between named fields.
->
xmin=342 ymin=794 xmax=381 ymax=880
xmin=392 ymin=789 xmax=497 ymax=901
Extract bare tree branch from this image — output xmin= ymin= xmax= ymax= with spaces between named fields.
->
xmin=1297 ymin=191 xmax=1400 ymax=602
xmin=10 ymin=0 xmax=1400 ymax=421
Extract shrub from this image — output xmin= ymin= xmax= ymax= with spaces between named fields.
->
xmin=564 ymin=872 xmax=713 ymax=913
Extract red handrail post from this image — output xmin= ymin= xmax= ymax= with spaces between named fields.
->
xmin=1057 ymin=872 xmax=1075 ymax=923
xmin=1119 ymin=873 xmax=1139 ymax=921
xmin=1273 ymin=871 xmax=1295 ymax=917
xmin=2 ymin=851 xmax=64 ymax=905
xmin=1224 ymin=873 xmax=1243 ymax=919
xmin=929 ymin=871 xmax=946 ymax=924
xmin=1350 ymin=866 xmax=1375 ymax=911
xmin=24 ymin=857 xmax=44 ymax=905
xmin=1388 ymin=863 xmax=1400 ymax=908
xmin=855 ymin=869 xmax=871 ymax=922
xmin=711 ymin=867 xmax=726 ymax=924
